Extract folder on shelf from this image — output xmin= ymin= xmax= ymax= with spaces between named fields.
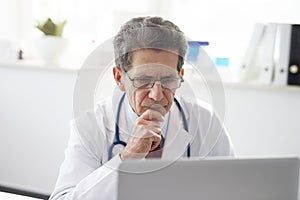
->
xmin=239 ymin=23 xmax=265 ymax=81
xmin=287 ymin=24 xmax=300 ymax=86
xmin=259 ymin=23 xmax=277 ymax=84
xmin=273 ymin=24 xmax=292 ymax=85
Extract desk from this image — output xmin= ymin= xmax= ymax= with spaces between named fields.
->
xmin=0 ymin=185 xmax=49 ymax=200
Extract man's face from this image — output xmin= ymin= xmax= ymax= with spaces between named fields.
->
xmin=121 ymin=49 xmax=181 ymax=116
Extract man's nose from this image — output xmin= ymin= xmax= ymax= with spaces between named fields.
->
xmin=148 ymin=81 xmax=164 ymax=101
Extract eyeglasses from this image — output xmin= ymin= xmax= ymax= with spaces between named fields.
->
xmin=124 ymin=72 xmax=184 ymax=90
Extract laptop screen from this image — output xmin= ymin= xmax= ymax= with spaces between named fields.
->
xmin=117 ymin=157 xmax=299 ymax=200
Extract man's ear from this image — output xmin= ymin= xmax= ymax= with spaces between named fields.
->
xmin=180 ymin=68 xmax=184 ymax=76
xmin=113 ymin=66 xmax=125 ymax=91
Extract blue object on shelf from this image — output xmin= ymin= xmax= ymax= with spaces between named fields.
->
xmin=187 ymin=41 xmax=209 ymax=62
xmin=215 ymin=57 xmax=230 ymax=67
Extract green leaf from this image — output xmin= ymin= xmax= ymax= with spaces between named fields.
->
xmin=35 ymin=18 xmax=67 ymax=37
xmin=55 ymin=20 xmax=67 ymax=36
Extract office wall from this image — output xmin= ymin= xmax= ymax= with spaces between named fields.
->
xmin=224 ymin=85 xmax=300 ymax=156
xmin=0 ymin=65 xmax=76 ymax=194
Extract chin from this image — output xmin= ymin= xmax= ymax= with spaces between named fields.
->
xmin=135 ymin=108 xmax=147 ymax=116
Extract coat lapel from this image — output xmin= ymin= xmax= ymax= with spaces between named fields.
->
xmin=162 ymin=100 xmax=192 ymax=159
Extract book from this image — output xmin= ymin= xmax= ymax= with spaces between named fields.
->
xmin=287 ymin=24 xmax=300 ymax=86
xmin=273 ymin=24 xmax=292 ymax=85
xmin=259 ymin=23 xmax=277 ymax=84
xmin=239 ymin=23 xmax=265 ymax=82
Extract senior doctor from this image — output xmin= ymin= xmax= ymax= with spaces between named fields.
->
xmin=50 ymin=16 xmax=235 ymax=200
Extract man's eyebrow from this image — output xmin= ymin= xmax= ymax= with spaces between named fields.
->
xmin=137 ymin=75 xmax=177 ymax=79
xmin=133 ymin=73 xmax=178 ymax=78
xmin=162 ymin=75 xmax=176 ymax=78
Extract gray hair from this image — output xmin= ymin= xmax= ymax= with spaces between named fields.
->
xmin=113 ymin=16 xmax=188 ymax=72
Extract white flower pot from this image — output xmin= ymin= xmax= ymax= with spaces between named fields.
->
xmin=34 ymin=36 xmax=69 ymax=65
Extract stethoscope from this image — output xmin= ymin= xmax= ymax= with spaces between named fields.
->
xmin=108 ymin=93 xmax=190 ymax=159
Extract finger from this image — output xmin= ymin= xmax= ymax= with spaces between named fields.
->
xmin=150 ymin=141 xmax=160 ymax=151
xmin=129 ymin=124 xmax=161 ymax=141
xmin=135 ymin=118 xmax=161 ymax=130
xmin=139 ymin=109 xmax=164 ymax=122
xmin=126 ymin=129 xmax=161 ymax=152
xmin=132 ymin=128 xmax=161 ymax=142
xmin=148 ymin=109 xmax=164 ymax=121
xmin=148 ymin=130 xmax=162 ymax=151
xmin=146 ymin=124 xmax=162 ymax=134
xmin=131 ymin=127 xmax=161 ymax=141
xmin=150 ymin=104 xmax=166 ymax=115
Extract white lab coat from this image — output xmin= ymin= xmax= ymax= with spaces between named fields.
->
xmin=50 ymin=93 xmax=235 ymax=200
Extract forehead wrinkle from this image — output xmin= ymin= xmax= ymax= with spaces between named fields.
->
xmin=128 ymin=65 xmax=178 ymax=78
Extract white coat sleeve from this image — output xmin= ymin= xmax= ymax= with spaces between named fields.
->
xmin=49 ymin=111 xmax=121 ymax=200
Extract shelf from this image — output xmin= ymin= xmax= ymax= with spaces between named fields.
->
xmin=0 ymin=60 xmax=79 ymax=73
xmin=225 ymin=81 xmax=300 ymax=90
xmin=223 ymin=81 xmax=300 ymax=92
xmin=1 ymin=60 xmax=300 ymax=92
xmin=186 ymin=76 xmax=300 ymax=93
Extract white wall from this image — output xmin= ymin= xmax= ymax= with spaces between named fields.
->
xmin=0 ymin=65 xmax=76 ymax=194
xmin=0 ymin=64 xmax=300 ymax=194
xmin=224 ymin=84 xmax=300 ymax=156
xmin=0 ymin=0 xmax=19 ymax=40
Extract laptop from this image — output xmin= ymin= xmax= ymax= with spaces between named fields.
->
xmin=117 ymin=156 xmax=299 ymax=200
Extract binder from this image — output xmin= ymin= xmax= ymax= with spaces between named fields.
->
xmin=259 ymin=23 xmax=277 ymax=84
xmin=287 ymin=24 xmax=300 ymax=86
xmin=273 ymin=24 xmax=292 ymax=85
xmin=239 ymin=23 xmax=265 ymax=81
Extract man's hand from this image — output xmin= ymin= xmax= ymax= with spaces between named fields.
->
xmin=120 ymin=108 xmax=164 ymax=160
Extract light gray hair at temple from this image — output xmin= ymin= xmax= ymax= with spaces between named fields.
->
xmin=113 ymin=16 xmax=188 ymax=72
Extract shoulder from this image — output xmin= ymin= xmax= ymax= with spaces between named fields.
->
xmin=177 ymin=96 xmax=235 ymax=157
xmin=68 ymin=98 xmax=114 ymax=159
xmin=177 ymin=96 xmax=213 ymax=120
xmin=94 ymin=98 xmax=115 ymax=131
xmin=72 ymin=98 xmax=112 ymax=129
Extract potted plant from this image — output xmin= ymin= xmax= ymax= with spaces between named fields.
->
xmin=34 ymin=18 xmax=68 ymax=65
xmin=36 ymin=18 xmax=67 ymax=37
